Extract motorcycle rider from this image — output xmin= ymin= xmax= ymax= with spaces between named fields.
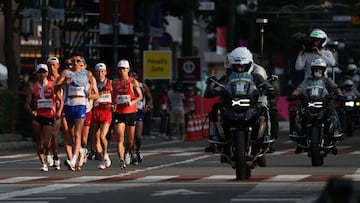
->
xmin=295 ymin=28 xmax=336 ymax=79
xmin=291 ymin=58 xmax=343 ymax=153
xmin=205 ymin=47 xmax=275 ymax=165
xmin=291 ymin=28 xmax=337 ymax=137
xmin=342 ymin=79 xmax=360 ymax=100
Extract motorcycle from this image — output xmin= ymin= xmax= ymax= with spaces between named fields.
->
xmin=287 ymin=91 xmax=343 ymax=166
xmin=205 ymin=75 xmax=277 ymax=180
xmin=342 ymin=98 xmax=360 ymax=137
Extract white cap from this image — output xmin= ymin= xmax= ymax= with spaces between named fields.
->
xmin=46 ymin=57 xmax=59 ymax=64
xmin=35 ymin=64 xmax=48 ymax=72
xmin=117 ymin=59 xmax=130 ymax=68
xmin=95 ymin=63 xmax=106 ymax=71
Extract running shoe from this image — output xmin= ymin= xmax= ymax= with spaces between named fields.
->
xmin=119 ymin=159 xmax=126 ymax=169
xmin=131 ymin=154 xmax=138 ymax=165
xmin=136 ymin=152 xmax=144 ymax=163
xmin=46 ymin=155 xmax=54 ymax=167
xmin=64 ymin=159 xmax=75 ymax=171
xmin=104 ymin=154 xmax=111 ymax=168
xmin=125 ymin=153 xmax=131 ymax=165
xmin=53 ymin=158 xmax=61 ymax=170
xmin=78 ymin=148 xmax=88 ymax=167
xmin=97 ymin=161 xmax=106 ymax=170
xmin=40 ymin=164 xmax=48 ymax=172
xmin=87 ymin=150 xmax=96 ymax=160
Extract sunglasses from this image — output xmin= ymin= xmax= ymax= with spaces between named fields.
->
xmin=71 ymin=59 xmax=82 ymax=63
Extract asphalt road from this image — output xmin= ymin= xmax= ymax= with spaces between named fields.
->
xmin=0 ymin=121 xmax=359 ymax=203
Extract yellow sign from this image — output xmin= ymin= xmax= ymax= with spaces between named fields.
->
xmin=143 ymin=51 xmax=172 ymax=79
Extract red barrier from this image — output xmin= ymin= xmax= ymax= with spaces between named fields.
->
xmin=185 ymin=114 xmax=209 ymax=141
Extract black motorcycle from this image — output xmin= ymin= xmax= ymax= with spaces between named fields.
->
xmin=205 ymin=75 xmax=277 ymax=180
xmin=288 ymin=93 xmax=342 ymax=166
xmin=342 ymin=98 xmax=360 ymax=137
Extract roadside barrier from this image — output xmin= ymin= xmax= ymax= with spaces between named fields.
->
xmin=185 ymin=114 xmax=209 ymax=141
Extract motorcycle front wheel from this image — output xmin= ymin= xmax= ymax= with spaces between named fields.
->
xmin=310 ymin=126 xmax=324 ymax=166
xmin=234 ymin=131 xmax=251 ymax=180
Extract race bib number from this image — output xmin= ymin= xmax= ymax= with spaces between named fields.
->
xmin=98 ymin=93 xmax=112 ymax=103
xmin=68 ymin=86 xmax=85 ymax=97
xmin=37 ymin=99 xmax=52 ymax=109
xmin=116 ymin=95 xmax=130 ymax=104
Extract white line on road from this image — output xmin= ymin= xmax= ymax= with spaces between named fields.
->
xmin=0 ymin=176 xmax=47 ymax=183
xmin=0 ymin=183 xmax=78 ymax=200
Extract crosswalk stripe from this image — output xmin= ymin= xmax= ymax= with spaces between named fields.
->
xmin=0 ymin=176 xmax=47 ymax=183
xmin=54 ymin=176 xmax=109 ymax=183
xmin=125 ymin=175 xmax=178 ymax=183
xmin=264 ymin=175 xmax=310 ymax=182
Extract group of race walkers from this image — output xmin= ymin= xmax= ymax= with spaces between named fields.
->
xmin=25 ymin=52 xmax=153 ymax=171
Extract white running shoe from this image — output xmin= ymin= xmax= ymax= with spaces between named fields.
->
xmin=78 ymin=148 xmax=88 ymax=167
xmin=53 ymin=158 xmax=61 ymax=170
xmin=46 ymin=155 xmax=54 ymax=167
xmin=97 ymin=161 xmax=106 ymax=170
xmin=125 ymin=153 xmax=131 ymax=165
xmin=104 ymin=154 xmax=112 ymax=168
xmin=40 ymin=164 xmax=48 ymax=172
xmin=64 ymin=159 xmax=75 ymax=171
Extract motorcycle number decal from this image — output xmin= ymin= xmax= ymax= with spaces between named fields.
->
xmin=310 ymin=87 xmax=320 ymax=96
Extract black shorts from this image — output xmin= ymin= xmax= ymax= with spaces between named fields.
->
xmin=113 ymin=112 xmax=136 ymax=126
xmin=33 ymin=116 xmax=54 ymax=126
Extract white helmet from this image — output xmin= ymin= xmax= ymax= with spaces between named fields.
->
xmin=344 ymin=79 xmax=354 ymax=87
xmin=310 ymin=28 xmax=328 ymax=47
xmin=229 ymin=47 xmax=254 ymax=73
xmin=311 ymin=58 xmax=327 ymax=78
xmin=346 ymin=64 xmax=357 ymax=75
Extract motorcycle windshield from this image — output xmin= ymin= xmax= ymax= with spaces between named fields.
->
xmin=227 ymin=72 xmax=258 ymax=96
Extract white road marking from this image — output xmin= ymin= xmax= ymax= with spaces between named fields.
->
xmin=264 ymin=175 xmax=310 ymax=182
xmin=126 ymin=175 xmax=178 ymax=183
xmin=0 ymin=176 xmax=47 ymax=183
xmin=0 ymin=184 xmax=78 ymax=200
xmin=55 ymin=176 xmax=109 ymax=183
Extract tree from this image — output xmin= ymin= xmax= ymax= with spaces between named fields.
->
xmin=0 ymin=0 xmax=29 ymax=91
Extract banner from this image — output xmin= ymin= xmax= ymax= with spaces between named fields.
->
xmin=99 ymin=0 xmax=134 ymax=35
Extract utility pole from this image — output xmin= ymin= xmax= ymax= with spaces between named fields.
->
xmin=226 ymin=0 xmax=235 ymax=52
xmin=41 ymin=0 xmax=48 ymax=62
xmin=113 ymin=0 xmax=119 ymax=79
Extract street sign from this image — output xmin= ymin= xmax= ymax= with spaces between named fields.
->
xmin=143 ymin=51 xmax=172 ymax=79
xmin=177 ymin=57 xmax=201 ymax=82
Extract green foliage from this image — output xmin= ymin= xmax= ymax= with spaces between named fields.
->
xmin=0 ymin=90 xmax=19 ymax=133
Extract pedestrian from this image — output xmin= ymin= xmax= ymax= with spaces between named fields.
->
xmin=45 ymin=56 xmax=62 ymax=170
xmin=130 ymin=70 xmax=153 ymax=165
xmin=167 ymin=81 xmax=186 ymax=140
xmin=142 ymin=79 xmax=155 ymax=139
xmin=91 ymin=62 xmax=113 ymax=169
xmin=112 ymin=59 xmax=143 ymax=169
xmin=159 ymin=86 xmax=170 ymax=139
xmin=56 ymin=53 xmax=98 ymax=171
xmin=25 ymin=64 xmax=63 ymax=171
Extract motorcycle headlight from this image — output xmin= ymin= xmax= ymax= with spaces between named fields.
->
xmin=345 ymin=101 xmax=355 ymax=107
xmin=232 ymin=98 xmax=251 ymax=107
xmin=307 ymin=101 xmax=323 ymax=108
xmin=356 ymin=101 xmax=360 ymax=107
